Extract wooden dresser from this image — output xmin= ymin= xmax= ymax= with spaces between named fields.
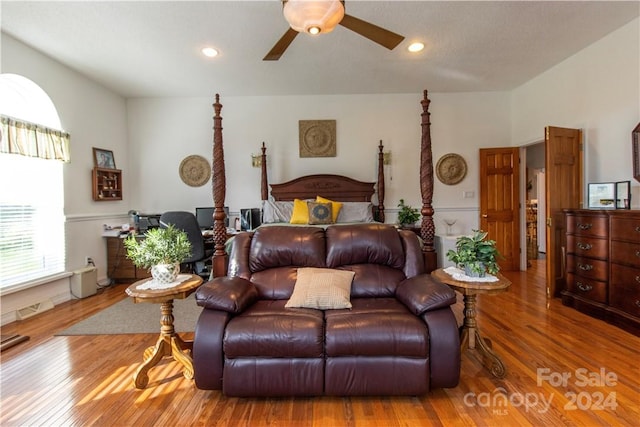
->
xmin=562 ymin=209 xmax=640 ymax=336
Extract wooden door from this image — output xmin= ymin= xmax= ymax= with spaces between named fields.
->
xmin=479 ymin=148 xmax=520 ymax=271
xmin=545 ymin=126 xmax=583 ymax=298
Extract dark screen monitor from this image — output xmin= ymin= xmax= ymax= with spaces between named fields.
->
xmin=195 ymin=207 xmax=228 ymax=229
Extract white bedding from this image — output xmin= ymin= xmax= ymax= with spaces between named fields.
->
xmin=262 ymin=200 xmax=375 ymax=224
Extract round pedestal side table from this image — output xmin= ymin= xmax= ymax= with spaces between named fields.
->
xmin=432 ymin=268 xmax=511 ymax=378
xmin=126 ymin=274 xmax=203 ymax=389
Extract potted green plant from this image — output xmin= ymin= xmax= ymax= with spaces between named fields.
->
xmin=446 ymin=229 xmax=501 ymax=277
xmin=124 ymin=225 xmax=192 ymax=283
xmin=397 ymin=199 xmax=421 ymax=228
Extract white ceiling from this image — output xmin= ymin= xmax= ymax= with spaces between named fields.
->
xmin=1 ymin=1 xmax=638 ymax=98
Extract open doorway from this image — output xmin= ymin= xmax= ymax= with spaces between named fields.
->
xmin=525 ymin=142 xmax=546 ymax=267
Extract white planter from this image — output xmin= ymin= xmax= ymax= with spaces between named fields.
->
xmin=151 ymin=263 xmax=180 ymax=283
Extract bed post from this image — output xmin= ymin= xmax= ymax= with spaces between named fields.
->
xmin=419 ymin=90 xmax=437 ymax=272
xmin=260 ymin=142 xmax=268 ymax=201
xmin=377 ymin=140 xmax=385 ymax=223
xmin=211 ymin=94 xmax=228 ymax=278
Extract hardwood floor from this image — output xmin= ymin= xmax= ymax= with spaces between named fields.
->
xmin=1 ymin=260 xmax=639 ymax=426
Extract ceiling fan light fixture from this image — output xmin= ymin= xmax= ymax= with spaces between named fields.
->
xmin=201 ymin=47 xmax=219 ymax=58
xmin=408 ymin=42 xmax=424 ymax=53
xmin=283 ymin=0 xmax=345 ymax=35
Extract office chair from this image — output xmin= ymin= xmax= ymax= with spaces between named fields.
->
xmin=159 ymin=211 xmax=213 ymax=280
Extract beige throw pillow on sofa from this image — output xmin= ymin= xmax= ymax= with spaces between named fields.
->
xmin=285 ymin=267 xmax=355 ymax=310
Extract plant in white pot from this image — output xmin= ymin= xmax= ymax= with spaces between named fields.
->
xmin=124 ymin=225 xmax=192 ymax=283
xmin=446 ymin=229 xmax=501 ymax=277
xmin=397 ymin=199 xmax=421 ymax=228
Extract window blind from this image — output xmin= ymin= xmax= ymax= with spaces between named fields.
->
xmin=0 ymin=153 xmax=65 ymax=290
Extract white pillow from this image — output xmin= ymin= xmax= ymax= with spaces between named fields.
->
xmin=336 ymin=202 xmax=374 ymax=223
xmin=285 ymin=267 xmax=355 ymax=310
xmin=262 ymin=200 xmax=293 ymax=223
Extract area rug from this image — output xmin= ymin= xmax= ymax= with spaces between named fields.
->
xmin=56 ymin=294 xmax=200 ymax=335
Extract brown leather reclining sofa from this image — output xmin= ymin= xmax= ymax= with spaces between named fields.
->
xmin=193 ymin=224 xmax=460 ymax=396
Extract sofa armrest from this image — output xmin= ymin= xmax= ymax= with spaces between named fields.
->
xmin=195 ymin=276 xmax=258 ymax=313
xmin=396 ymin=274 xmax=456 ymax=315
xmin=422 ymin=307 xmax=460 ymax=388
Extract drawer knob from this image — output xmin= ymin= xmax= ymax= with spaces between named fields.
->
xmin=577 ymin=282 xmax=593 ymax=292
xmin=636 ymin=276 xmax=640 ymax=284
xmin=578 ymin=223 xmax=592 ymax=230
xmin=636 ymin=300 xmax=640 ymax=308
xmin=578 ymin=263 xmax=593 ymax=271
xmin=636 ymin=250 xmax=640 ymax=258
xmin=636 ymin=226 xmax=640 ymax=233
xmin=577 ymin=242 xmax=592 ymax=251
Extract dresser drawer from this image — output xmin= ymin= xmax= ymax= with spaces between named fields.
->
xmin=610 ymin=217 xmax=640 ymax=243
xmin=610 ymin=264 xmax=640 ymax=317
xmin=567 ymin=273 xmax=607 ymax=304
xmin=566 ymin=255 xmax=608 ymax=282
xmin=567 ymin=214 xmax=608 ymax=238
xmin=566 ymin=235 xmax=608 ymax=259
xmin=610 ymin=241 xmax=640 ymax=266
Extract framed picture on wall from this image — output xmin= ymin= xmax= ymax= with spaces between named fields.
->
xmin=587 ymin=182 xmax=616 ymax=209
xmin=93 ymin=147 xmax=116 ymax=169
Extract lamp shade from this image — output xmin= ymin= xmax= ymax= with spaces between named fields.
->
xmin=283 ymin=0 xmax=345 ymax=34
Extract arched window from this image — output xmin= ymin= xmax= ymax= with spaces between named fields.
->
xmin=0 ymin=74 xmax=68 ymax=291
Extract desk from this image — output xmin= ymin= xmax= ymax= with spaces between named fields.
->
xmin=106 ymin=236 xmax=151 ymax=283
xmin=126 ymin=274 xmax=203 ymax=388
xmin=431 ymin=268 xmax=511 ymax=378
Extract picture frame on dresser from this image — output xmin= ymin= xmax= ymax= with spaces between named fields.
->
xmin=615 ymin=181 xmax=631 ymax=209
xmin=587 ymin=182 xmax=616 ymax=209
xmin=632 ymin=122 xmax=639 ymax=183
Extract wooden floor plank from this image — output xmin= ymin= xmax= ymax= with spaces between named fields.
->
xmin=1 ymin=259 xmax=639 ymax=426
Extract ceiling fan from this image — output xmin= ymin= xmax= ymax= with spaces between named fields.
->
xmin=264 ymin=0 xmax=405 ymax=61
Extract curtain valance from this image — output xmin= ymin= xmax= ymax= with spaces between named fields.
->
xmin=0 ymin=115 xmax=70 ymax=162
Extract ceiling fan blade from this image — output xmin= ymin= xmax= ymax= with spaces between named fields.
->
xmin=339 ymin=14 xmax=404 ymax=50
xmin=263 ymin=28 xmax=299 ymax=61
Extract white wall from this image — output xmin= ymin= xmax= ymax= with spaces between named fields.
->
xmin=126 ymin=91 xmax=511 ymax=236
xmin=511 ymin=18 xmax=640 ymax=207
xmin=1 ymin=34 xmax=129 ymax=323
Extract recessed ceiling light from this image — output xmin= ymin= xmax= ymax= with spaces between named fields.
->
xmin=408 ymin=42 xmax=425 ymax=53
xmin=201 ymin=47 xmax=219 ymax=58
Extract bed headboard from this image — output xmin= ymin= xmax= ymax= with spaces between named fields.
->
xmin=270 ymin=174 xmax=375 ymax=202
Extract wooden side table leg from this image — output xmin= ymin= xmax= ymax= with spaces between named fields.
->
xmin=171 ymin=337 xmax=194 ymax=380
xmin=133 ymin=300 xmax=177 ymax=389
xmin=460 ymin=292 xmax=506 ymax=378
xmin=461 ymin=294 xmax=478 ymax=349
xmin=473 ymin=329 xmax=507 ymax=378
xmin=133 ymin=336 xmax=170 ymax=389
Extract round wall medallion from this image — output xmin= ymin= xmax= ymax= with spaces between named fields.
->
xmin=179 ymin=155 xmax=211 ymax=187
xmin=436 ymin=153 xmax=467 ymax=185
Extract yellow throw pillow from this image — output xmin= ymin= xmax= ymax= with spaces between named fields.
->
xmin=316 ymin=196 xmax=343 ymax=223
xmin=285 ymin=267 xmax=355 ymax=310
xmin=290 ymin=198 xmax=309 ymax=224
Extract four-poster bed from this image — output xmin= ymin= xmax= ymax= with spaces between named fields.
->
xmin=209 ymin=90 xmax=436 ymax=277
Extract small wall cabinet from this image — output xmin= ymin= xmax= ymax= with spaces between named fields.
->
xmin=92 ymin=167 xmax=122 ymax=201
